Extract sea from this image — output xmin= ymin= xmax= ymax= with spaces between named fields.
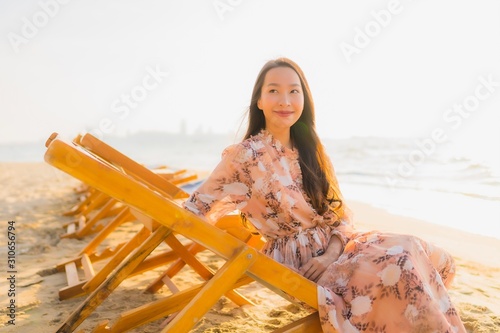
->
xmin=2 ymin=132 xmax=499 ymax=240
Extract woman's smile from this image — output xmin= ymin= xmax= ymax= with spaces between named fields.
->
xmin=274 ymin=110 xmax=295 ymax=117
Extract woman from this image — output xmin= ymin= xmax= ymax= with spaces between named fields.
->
xmin=183 ymin=58 xmax=466 ymax=333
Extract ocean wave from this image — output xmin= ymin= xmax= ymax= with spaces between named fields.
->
xmin=339 ymin=177 xmax=500 ymax=202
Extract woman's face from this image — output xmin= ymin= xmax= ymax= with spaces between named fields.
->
xmin=257 ymin=66 xmax=304 ymax=135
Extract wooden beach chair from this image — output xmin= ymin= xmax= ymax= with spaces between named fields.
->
xmin=44 ymin=134 xmax=325 ymax=332
xmin=57 ymin=133 xmax=199 ymax=239
xmin=61 ymin=195 xmax=122 ymax=239
xmin=57 ymin=130 xmax=196 ymax=238
xmin=82 ymin=133 xmax=260 ymax=296
xmin=55 ymin=168 xmax=200 ymax=300
xmin=48 ymin=131 xmax=197 ymax=299
xmin=72 ymin=132 xmax=265 ymax=295
xmin=60 ymin=167 xmax=195 ymax=239
xmin=62 ymin=187 xmax=99 ymax=216
xmin=49 ymin=134 xmax=261 ymax=307
xmin=60 ymin=167 xmax=196 ymax=241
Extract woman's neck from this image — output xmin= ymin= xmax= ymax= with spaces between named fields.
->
xmin=266 ymin=128 xmax=292 ymax=149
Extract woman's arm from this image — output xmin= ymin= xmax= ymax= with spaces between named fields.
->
xmin=299 ymin=234 xmax=343 ymax=282
xmin=183 ymin=143 xmax=253 ymax=224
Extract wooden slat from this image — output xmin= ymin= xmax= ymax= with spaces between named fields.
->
xmin=56 ymin=226 xmax=172 ymax=333
xmin=80 ymin=254 xmax=95 ymax=280
xmin=106 ymin=276 xmax=253 ymax=333
xmin=273 ymin=312 xmax=322 ymax=333
xmin=62 ymin=189 xmax=95 ymax=216
xmin=59 ymin=281 xmax=86 ymax=300
xmin=145 ymin=242 xmax=205 ymax=294
xmin=65 ymin=223 xmax=76 ymax=236
xmin=80 ymin=133 xmax=189 ymax=200
xmin=62 ymin=219 xmax=77 ymax=228
xmin=162 ymin=276 xmax=180 ymax=294
xmin=162 ymin=247 xmax=257 ymax=332
xmin=163 ymin=233 xmax=254 ymax=307
xmin=79 ymin=208 xmax=133 ymax=256
xmin=56 ymin=257 xmax=82 ymax=271
xmin=59 ymin=247 xmax=180 ymax=301
xmin=65 ymin=262 xmax=80 ymax=287
xmin=129 ymin=249 xmax=180 ymax=276
xmin=81 ymin=226 xmax=151 ymax=292
xmin=77 ymin=216 xmax=86 ymax=232
xmin=75 ymin=198 xmax=117 ymax=237
xmin=87 ymin=243 xmax=127 ymax=262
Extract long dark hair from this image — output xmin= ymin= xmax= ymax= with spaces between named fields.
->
xmin=244 ymin=57 xmax=343 ymax=217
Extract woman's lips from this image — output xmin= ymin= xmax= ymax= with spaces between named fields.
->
xmin=274 ymin=110 xmax=294 ymax=117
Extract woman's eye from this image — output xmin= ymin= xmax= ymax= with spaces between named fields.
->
xmin=291 ymin=89 xmax=300 ymax=94
xmin=269 ymin=89 xmax=278 ymax=93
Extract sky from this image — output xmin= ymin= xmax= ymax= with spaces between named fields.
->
xmin=0 ymin=0 xmax=499 ymax=167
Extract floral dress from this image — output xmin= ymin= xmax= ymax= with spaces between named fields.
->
xmin=183 ymin=130 xmax=466 ymax=333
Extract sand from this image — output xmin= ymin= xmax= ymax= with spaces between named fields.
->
xmin=0 ymin=162 xmax=499 ymax=332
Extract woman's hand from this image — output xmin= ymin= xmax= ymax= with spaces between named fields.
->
xmin=300 ymin=254 xmax=337 ymax=282
xmin=300 ymin=235 xmax=343 ymax=282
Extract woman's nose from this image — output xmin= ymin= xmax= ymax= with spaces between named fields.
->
xmin=279 ymin=93 xmax=291 ymax=106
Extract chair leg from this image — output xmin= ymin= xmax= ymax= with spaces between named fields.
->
xmin=56 ymin=225 xmax=172 ymax=333
xmin=162 ymin=246 xmax=257 ymax=333
xmin=162 ymin=233 xmax=255 ymax=306
xmin=94 ymin=276 xmax=254 ymax=332
xmin=145 ymin=242 xmax=204 ymax=293
xmin=272 ymin=312 xmax=322 ymax=333
xmin=81 ymin=226 xmax=151 ymax=293
xmin=78 ymin=208 xmax=134 ymax=256
xmin=58 ymin=247 xmax=181 ymax=300
xmin=62 ymin=188 xmax=96 ymax=216
xmin=74 ymin=198 xmax=118 ymax=238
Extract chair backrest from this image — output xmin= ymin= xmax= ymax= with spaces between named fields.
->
xmin=79 ymin=132 xmax=189 ymax=200
xmin=47 ymin=132 xmax=190 ymax=200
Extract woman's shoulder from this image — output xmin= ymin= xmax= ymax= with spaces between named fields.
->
xmin=222 ymin=134 xmax=267 ymax=163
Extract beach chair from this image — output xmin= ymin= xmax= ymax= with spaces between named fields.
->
xmin=61 ymin=195 xmax=122 ymax=239
xmin=57 ymin=130 xmax=194 ymax=231
xmin=73 ymin=133 xmax=266 ymax=295
xmin=62 ymin=187 xmax=99 ymax=216
xmin=60 ymin=167 xmax=195 ymax=239
xmin=55 ymin=168 xmax=200 ymax=299
xmin=49 ymin=134 xmax=262 ymax=308
xmin=49 ymin=131 xmax=198 ymax=298
xmin=45 ymin=134 xmax=325 ymax=332
xmin=58 ymin=130 xmax=199 ymax=240
xmin=59 ymin=166 xmax=196 ymax=247
xmin=72 ymin=133 xmax=261 ymax=293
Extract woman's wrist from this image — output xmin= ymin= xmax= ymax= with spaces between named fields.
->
xmin=326 ymin=235 xmax=343 ymax=259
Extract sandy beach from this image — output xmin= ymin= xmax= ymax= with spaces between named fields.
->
xmin=0 ymin=162 xmax=499 ymax=332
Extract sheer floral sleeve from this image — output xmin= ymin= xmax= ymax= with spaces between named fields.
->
xmin=183 ymin=143 xmax=254 ymax=224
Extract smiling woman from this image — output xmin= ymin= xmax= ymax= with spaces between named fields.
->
xmin=183 ymin=57 xmax=467 ymax=333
